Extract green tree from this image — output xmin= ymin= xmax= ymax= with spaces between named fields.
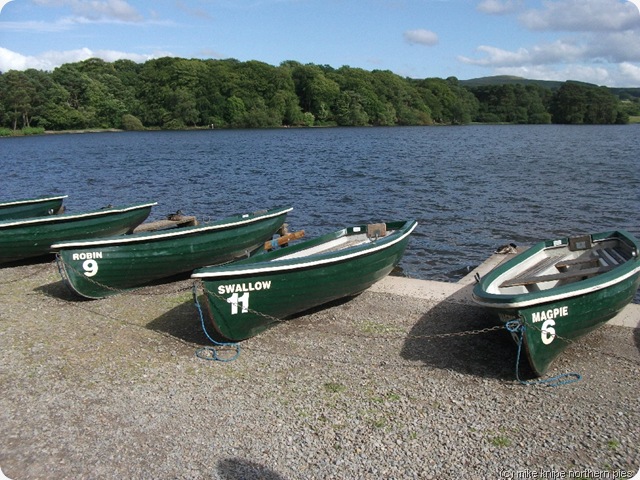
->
xmin=290 ymin=63 xmax=340 ymax=124
xmin=1 ymin=71 xmax=36 ymax=130
xmin=470 ymin=84 xmax=551 ymax=124
xmin=224 ymin=95 xmax=247 ymax=127
xmin=369 ymin=70 xmax=418 ymax=125
xmin=550 ymin=82 xmax=622 ymax=124
xmin=335 ymin=90 xmax=369 ymax=126
xmin=167 ymin=87 xmax=200 ymax=127
xmin=414 ymin=78 xmax=471 ymax=124
xmin=121 ymin=113 xmax=144 ymax=130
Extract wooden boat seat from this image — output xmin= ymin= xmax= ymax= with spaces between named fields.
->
xmin=555 ymin=256 xmax=600 ymax=270
xmin=500 ymin=265 xmax=614 ymax=288
xmin=513 ymin=255 xmax=564 ymax=280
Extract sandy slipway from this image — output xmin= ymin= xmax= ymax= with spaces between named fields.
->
xmin=1 ymin=260 xmax=639 ymax=480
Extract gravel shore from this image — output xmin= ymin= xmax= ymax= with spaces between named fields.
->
xmin=1 ymin=262 xmax=639 ymax=479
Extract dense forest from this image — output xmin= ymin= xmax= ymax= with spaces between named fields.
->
xmin=1 ymin=57 xmax=639 ymax=133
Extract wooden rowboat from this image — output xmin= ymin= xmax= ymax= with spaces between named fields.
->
xmin=472 ymin=230 xmax=640 ymax=376
xmin=0 ymin=203 xmax=156 ymax=264
xmin=53 ymin=206 xmax=293 ymax=299
xmin=0 ymin=195 xmax=67 ymax=220
xmin=192 ymin=220 xmax=417 ymax=341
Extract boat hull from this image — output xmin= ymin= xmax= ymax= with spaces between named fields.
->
xmin=473 ymin=230 xmax=640 ymax=376
xmin=496 ymin=272 xmax=639 ymax=376
xmin=193 ymin=220 xmax=416 ymax=341
xmin=0 ymin=203 xmax=155 ymax=264
xmin=0 ymin=195 xmax=67 ymax=220
xmin=54 ymin=206 xmax=292 ymax=299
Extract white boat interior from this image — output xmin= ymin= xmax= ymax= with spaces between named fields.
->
xmin=490 ymin=236 xmax=637 ymax=295
xmin=277 ymin=225 xmax=394 ymax=261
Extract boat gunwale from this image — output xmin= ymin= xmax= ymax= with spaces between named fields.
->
xmin=192 ymin=220 xmax=417 ymax=279
xmin=0 ymin=195 xmax=68 ymax=208
xmin=0 ymin=202 xmax=158 ymax=228
xmin=50 ymin=206 xmax=293 ymax=249
xmin=472 ymin=230 xmax=640 ymax=309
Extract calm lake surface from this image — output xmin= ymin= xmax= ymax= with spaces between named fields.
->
xmin=2 ymin=125 xmax=639 ymax=287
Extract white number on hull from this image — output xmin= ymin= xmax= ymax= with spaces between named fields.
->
xmin=540 ymin=319 xmax=556 ymax=345
xmin=82 ymin=259 xmax=99 ymax=277
xmin=227 ymin=292 xmax=250 ymax=314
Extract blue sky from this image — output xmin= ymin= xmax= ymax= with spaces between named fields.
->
xmin=1 ymin=0 xmax=640 ymax=87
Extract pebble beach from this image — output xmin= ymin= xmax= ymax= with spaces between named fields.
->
xmin=1 ymin=261 xmax=639 ymax=479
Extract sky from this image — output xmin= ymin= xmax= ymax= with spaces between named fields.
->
xmin=1 ymin=0 xmax=640 ymax=87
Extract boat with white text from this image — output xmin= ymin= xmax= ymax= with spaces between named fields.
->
xmin=192 ymin=219 xmax=417 ymax=341
xmin=53 ymin=206 xmax=293 ymax=298
xmin=472 ymin=230 xmax=640 ymax=376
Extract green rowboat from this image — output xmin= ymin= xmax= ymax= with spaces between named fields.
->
xmin=0 ymin=203 xmax=156 ymax=264
xmin=53 ymin=206 xmax=293 ymax=299
xmin=192 ymin=220 xmax=417 ymax=341
xmin=0 ymin=195 xmax=67 ymax=220
xmin=472 ymin=230 xmax=640 ymax=376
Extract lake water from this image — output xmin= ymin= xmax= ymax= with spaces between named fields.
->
xmin=2 ymin=125 xmax=639 ymax=290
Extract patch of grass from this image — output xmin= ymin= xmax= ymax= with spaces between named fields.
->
xmin=607 ymin=439 xmax=620 ymax=450
xmin=164 ymin=291 xmax=193 ymax=307
xmin=295 ymin=407 xmax=310 ymax=418
xmin=372 ymin=418 xmax=387 ymax=429
xmin=489 ymin=435 xmax=511 ymax=447
xmin=324 ymin=382 xmax=346 ymax=394
xmin=371 ymin=391 xmax=401 ymax=403
xmin=22 ymin=127 xmax=45 ymax=135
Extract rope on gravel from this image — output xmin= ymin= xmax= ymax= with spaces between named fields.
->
xmin=192 ymin=283 xmax=240 ymax=362
xmin=506 ymin=319 xmax=581 ymax=387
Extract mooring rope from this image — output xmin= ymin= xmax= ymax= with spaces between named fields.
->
xmin=505 ymin=319 xmax=581 ymax=387
xmin=192 ymin=283 xmax=240 ymax=362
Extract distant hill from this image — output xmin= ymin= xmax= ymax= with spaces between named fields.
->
xmin=459 ymin=75 xmax=594 ymax=89
xmin=460 ymin=75 xmax=640 ymax=99
xmin=609 ymin=87 xmax=640 ymax=99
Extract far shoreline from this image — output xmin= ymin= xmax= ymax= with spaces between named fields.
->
xmin=1 ymin=119 xmax=639 ymax=139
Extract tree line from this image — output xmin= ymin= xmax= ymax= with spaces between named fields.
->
xmin=0 ymin=57 xmax=636 ymax=133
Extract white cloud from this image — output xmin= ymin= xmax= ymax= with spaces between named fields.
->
xmin=458 ymin=40 xmax=587 ymax=67
xmin=0 ymin=46 xmax=166 ymax=71
xmin=490 ymin=64 xmax=614 ymax=85
xmin=458 ymin=37 xmax=640 ymax=86
xmin=585 ymin=30 xmax=640 ymax=61
xmin=460 ymin=28 xmax=640 ymax=66
xmin=32 ymin=0 xmax=143 ymax=23
xmin=519 ymin=0 xmax=639 ymax=32
xmin=403 ymin=29 xmax=439 ymax=46
xmin=0 ymin=19 xmax=75 ymax=32
xmin=461 ymin=0 xmax=640 ymax=86
xmin=477 ymin=0 xmax=523 ymax=15
xmin=619 ymin=61 xmax=640 ymax=82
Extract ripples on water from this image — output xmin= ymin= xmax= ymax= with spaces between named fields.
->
xmin=2 ymin=126 xmax=639 ymax=290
